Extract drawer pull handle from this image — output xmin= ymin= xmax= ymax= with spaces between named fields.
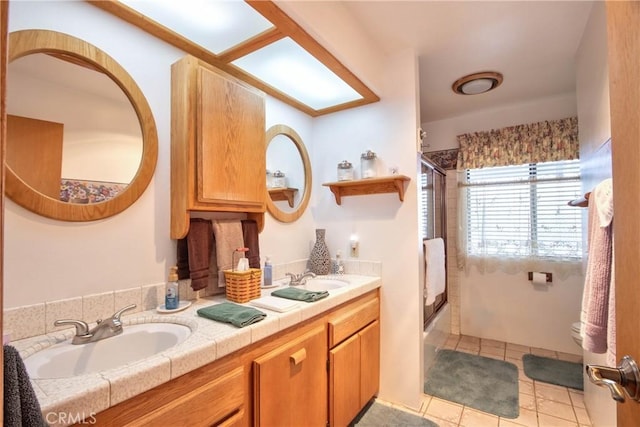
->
xmin=290 ymin=348 xmax=307 ymax=365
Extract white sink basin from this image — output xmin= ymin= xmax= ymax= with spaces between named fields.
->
xmin=302 ymin=278 xmax=350 ymax=292
xmin=25 ymin=322 xmax=191 ymax=379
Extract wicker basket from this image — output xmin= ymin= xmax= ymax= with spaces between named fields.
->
xmin=224 ymin=268 xmax=262 ymax=303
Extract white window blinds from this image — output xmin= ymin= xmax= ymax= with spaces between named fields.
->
xmin=420 ymin=167 xmax=433 ymax=240
xmin=461 ymin=159 xmax=582 ymax=260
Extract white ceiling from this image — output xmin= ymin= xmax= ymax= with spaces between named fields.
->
xmin=341 ymin=1 xmax=594 ymax=124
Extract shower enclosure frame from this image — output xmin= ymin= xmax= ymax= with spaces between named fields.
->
xmin=420 ymin=155 xmax=447 ymax=328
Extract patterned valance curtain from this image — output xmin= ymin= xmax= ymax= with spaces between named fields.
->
xmin=456 ymin=117 xmax=579 ymax=170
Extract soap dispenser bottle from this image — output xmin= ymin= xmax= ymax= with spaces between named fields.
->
xmin=263 ymin=257 xmax=273 ymax=287
xmin=165 ymin=266 xmax=179 ymax=310
xmin=335 ymin=250 xmax=345 ymax=275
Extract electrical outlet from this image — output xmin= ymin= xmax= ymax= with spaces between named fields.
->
xmin=350 ymin=240 xmax=359 ymax=258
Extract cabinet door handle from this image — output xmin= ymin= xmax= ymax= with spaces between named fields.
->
xmin=290 ymin=348 xmax=307 ymax=366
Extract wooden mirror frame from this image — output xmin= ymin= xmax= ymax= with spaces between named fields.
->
xmin=6 ymin=30 xmax=158 ymax=221
xmin=265 ymin=124 xmax=311 ymax=223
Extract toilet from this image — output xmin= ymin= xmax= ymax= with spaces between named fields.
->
xmin=571 ymin=322 xmax=583 ymax=347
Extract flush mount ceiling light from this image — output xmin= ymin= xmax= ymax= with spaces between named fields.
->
xmin=452 ymin=71 xmax=503 ymax=95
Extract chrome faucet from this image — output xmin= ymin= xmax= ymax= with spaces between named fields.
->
xmin=286 ymin=271 xmax=317 ymax=286
xmin=54 ymin=304 xmax=137 ymax=345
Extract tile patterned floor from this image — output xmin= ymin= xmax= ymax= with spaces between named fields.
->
xmin=385 ymin=334 xmax=592 ymax=427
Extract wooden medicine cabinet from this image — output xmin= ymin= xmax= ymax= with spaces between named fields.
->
xmin=171 ymin=55 xmax=266 ymax=239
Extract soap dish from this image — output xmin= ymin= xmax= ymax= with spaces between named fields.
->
xmin=157 ymin=300 xmax=192 ymax=314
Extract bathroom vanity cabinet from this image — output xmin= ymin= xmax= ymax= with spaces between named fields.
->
xmin=89 ymin=290 xmax=379 ymax=427
xmin=92 ymin=357 xmax=245 ymax=426
xmin=170 ymin=55 xmax=266 ymax=239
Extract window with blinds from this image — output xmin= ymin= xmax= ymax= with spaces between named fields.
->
xmin=420 ymin=166 xmax=434 ymax=239
xmin=462 ymin=159 xmax=582 ymax=260
xmin=420 ymin=160 xmax=445 ymax=240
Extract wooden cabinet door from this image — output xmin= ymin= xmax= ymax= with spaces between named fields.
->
xmin=359 ymin=320 xmax=380 ymax=407
xmin=330 ymin=333 xmax=361 ymax=427
xmin=197 ymin=66 xmax=265 ymax=211
xmin=330 ymin=320 xmax=380 ymax=426
xmin=254 ymin=325 xmax=327 ymax=427
xmin=6 ymin=114 xmax=63 ymax=199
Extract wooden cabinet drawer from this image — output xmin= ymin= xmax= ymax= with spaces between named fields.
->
xmin=125 ymin=367 xmax=244 ymax=427
xmin=328 ymin=297 xmax=379 ymax=348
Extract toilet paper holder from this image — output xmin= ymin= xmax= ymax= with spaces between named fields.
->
xmin=527 ymin=272 xmax=552 ymax=283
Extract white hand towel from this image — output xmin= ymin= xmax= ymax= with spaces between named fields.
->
xmin=424 ymin=238 xmax=446 ymax=306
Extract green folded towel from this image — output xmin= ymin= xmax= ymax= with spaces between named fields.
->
xmin=197 ymin=302 xmax=266 ymax=328
xmin=271 ymin=287 xmax=329 ymax=302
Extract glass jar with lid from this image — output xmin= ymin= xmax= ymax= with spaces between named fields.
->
xmin=272 ymin=170 xmax=286 ymax=188
xmin=360 ymin=150 xmax=377 ymax=179
xmin=266 ymin=169 xmax=273 ymax=188
xmin=337 ymin=160 xmax=354 ymax=181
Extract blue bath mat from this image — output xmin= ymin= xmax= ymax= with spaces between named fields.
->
xmin=522 ymin=354 xmax=583 ymax=390
xmin=350 ymin=400 xmax=438 ymax=427
xmin=424 ymin=349 xmax=519 ymax=418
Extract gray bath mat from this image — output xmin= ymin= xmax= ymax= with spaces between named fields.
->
xmin=522 ymin=354 xmax=583 ymax=390
xmin=350 ymin=401 xmax=438 ymax=427
xmin=424 ymin=349 xmax=519 ymax=418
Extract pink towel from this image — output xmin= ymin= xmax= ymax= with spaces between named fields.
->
xmin=581 ymin=179 xmax=613 ymax=354
xmin=607 ymin=244 xmax=616 ymax=366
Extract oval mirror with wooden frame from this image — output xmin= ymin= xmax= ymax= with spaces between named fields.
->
xmin=5 ymin=29 xmax=158 ymax=221
xmin=265 ymin=124 xmax=311 ymax=223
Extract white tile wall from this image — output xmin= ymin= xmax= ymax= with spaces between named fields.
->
xmin=45 ymin=298 xmax=83 ymax=334
xmin=82 ymin=292 xmax=114 ymax=324
xmin=445 ymin=170 xmax=461 ymax=335
xmin=4 ymin=303 xmax=45 ymax=341
xmin=3 ymin=259 xmax=382 ymax=341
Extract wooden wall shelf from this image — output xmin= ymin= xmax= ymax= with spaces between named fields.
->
xmin=268 ymin=187 xmax=298 ymax=208
xmin=322 ymin=175 xmax=411 ymax=205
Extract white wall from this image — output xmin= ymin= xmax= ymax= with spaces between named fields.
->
xmin=265 ymin=2 xmax=426 ymax=410
xmin=6 ymin=0 xmax=426 ymax=412
xmin=424 ymin=94 xmax=585 ymax=355
xmin=311 ymin=48 xmax=423 ymax=409
xmin=460 ymin=268 xmax=584 ymax=354
xmin=261 ymin=98 xmax=316 ymax=264
xmin=575 ymin=2 xmax=616 ymax=426
xmin=6 ymin=1 xmax=182 ymax=306
xmin=423 ymin=92 xmax=577 ymax=152
xmin=4 ymin=1 xmax=320 ymax=308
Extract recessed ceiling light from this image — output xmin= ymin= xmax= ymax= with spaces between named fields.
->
xmin=452 ymin=71 xmax=503 ymax=95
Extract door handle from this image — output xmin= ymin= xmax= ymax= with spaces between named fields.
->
xmin=586 ymin=355 xmax=640 ymax=403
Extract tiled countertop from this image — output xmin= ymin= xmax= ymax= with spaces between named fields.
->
xmin=13 ymin=275 xmax=380 ymax=425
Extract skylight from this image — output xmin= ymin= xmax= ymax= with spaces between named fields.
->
xmin=232 ymin=38 xmax=363 ymax=110
xmin=92 ymin=1 xmax=379 ymax=116
xmin=119 ymin=0 xmax=274 ymax=54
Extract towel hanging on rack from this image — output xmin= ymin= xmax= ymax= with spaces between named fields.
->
xmin=424 ymin=238 xmax=446 ymax=306
xmin=580 ymin=178 xmax=614 ymax=358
